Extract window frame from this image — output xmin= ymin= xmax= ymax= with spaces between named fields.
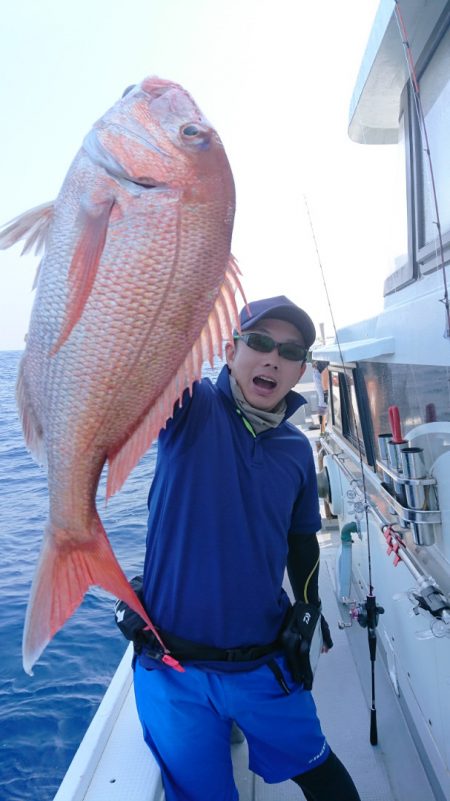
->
xmin=384 ymin=9 xmax=450 ymax=294
xmin=329 ymin=363 xmax=376 ymax=468
xmin=383 ymin=85 xmax=417 ymax=296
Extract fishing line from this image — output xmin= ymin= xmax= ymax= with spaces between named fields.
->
xmin=394 ymin=0 xmax=450 ymax=338
xmin=303 ymin=195 xmax=373 ymax=587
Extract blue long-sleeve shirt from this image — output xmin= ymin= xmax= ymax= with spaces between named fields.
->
xmin=140 ymin=365 xmax=321 ymax=670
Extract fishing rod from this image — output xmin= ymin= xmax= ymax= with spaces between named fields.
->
xmin=304 ymin=196 xmax=384 ymax=746
xmin=394 ymin=0 xmax=450 ymax=339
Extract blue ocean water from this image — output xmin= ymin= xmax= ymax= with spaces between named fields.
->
xmin=0 ymin=350 xmax=220 ymax=801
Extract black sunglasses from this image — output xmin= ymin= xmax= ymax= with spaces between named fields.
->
xmin=233 ymin=332 xmax=308 ymax=362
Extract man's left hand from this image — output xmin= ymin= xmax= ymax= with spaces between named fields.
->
xmin=320 ymin=614 xmax=333 ymax=652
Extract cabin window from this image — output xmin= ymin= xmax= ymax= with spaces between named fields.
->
xmin=384 ymin=17 xmax=450 ymax=294
xmin=330 ymin=370 xmax=343 ymax=435
xmin=415 ymin=20 xmax=450 ymax=273
xmin=358 ymin=362 xmax=450 ymax=440
xmin=416 ymin=22 xmax=450 ymax=273
xmin=329 ymin=365 xmax=375 ymax=466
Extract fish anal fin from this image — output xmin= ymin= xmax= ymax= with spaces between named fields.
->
xmin=51 ymin=197 xmax=115 ymax=355
xmin=106 ymin=254 xmax=246 ymax=498
xmin=22 ymin=514 xmax=163 ymax=675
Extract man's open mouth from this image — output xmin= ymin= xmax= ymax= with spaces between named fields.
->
xmin=253 ymin=376 xmax=277 ymax=390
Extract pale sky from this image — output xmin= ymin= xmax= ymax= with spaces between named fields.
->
xmin=0 ymin=0 xmax=394 ymax=350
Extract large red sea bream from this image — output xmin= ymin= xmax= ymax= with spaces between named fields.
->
xmin=0 ymin=77 xmax=242 ymax=674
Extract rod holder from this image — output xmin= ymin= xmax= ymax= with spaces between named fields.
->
xmin=386 ymin=439 xmax=408 ymax=506
xmin=401 ymin=447 xmax=426 ymax=509
xmin=375 ymin=459 xmax=440 ymax=547
xmin=401 ymin=446 xmax=435 ymax=546
xmin=377 ymin=434 xmax=393 ymax=492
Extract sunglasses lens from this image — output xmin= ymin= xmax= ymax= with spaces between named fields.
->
xmin=279 ymin=343 xmax=307 ymax=361
xmin=246 ymin=333 xmax=274 ymax=352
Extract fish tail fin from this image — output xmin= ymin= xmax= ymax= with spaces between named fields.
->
xmin=0 ymin=201 xmax=54 ymax=256
xmin=105 ymin=254 xmax=246 ymax=498
xmin=22 ymin=514 xmax=165 ymax=675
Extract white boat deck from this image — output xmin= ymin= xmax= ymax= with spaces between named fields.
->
xmin=53 ymin=516 xmax=438 ymax=801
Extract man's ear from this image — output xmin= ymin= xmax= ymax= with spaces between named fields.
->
xmin=299 ymin=362 xmax=307 ymax=380
xmin=225 ymin=341 xmax=235 ymax=368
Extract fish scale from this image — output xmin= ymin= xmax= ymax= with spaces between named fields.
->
xmin=0 ymin=76 xmax=244 ymax=674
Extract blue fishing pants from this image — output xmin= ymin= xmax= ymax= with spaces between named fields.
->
xmin=134 ymin=654 xmax=330 ymax=801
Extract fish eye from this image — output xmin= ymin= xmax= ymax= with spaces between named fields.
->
xmin=182 ymin=125 xmax=200 ymax=137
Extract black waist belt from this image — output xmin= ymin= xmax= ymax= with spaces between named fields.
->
xmin=144 ymin=628 xmax=281 ymax=663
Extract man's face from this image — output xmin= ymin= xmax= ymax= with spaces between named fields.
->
xmin=225 ymin=317 xmax=307 ymax=411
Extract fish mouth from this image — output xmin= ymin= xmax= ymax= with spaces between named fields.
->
xmin=127 ymin=177 xmax=163 ymax=189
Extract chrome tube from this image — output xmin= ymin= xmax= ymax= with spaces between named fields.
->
xmin=377 ymin=433 xmax=393 ymax=492
xmin=401 ymin=447 xmax=426 ymax=509
xmin=386 ymin=439 xmax=407 ymax=506
xmin=401 ymin=446 xmax=435 ymax=546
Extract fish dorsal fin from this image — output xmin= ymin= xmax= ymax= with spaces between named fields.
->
xmin=51 ymin=197 xmax=115 ymax=354
xmin=0 ymin=201 xmax=54 ymax=256
xmin=106 ymin=255 xmax=245 ymax=498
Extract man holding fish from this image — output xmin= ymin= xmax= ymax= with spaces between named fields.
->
xmin=123 ymin=297 xmax=361 ymax=801
xmin=0 ymin=76 xmax=360 ymax=801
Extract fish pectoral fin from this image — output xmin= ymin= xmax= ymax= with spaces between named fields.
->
xmin=106 ymin=254 xmax=246 ymax=499
xmin=16 ymin=355 xmax=46 ymax=466
xmin=0 ymin=201 xmax=54 ymax=256
xmin=22 ymin=515 xmax=161 ymax=675
xmin=51 ymin=196 xmax=116 ymax=355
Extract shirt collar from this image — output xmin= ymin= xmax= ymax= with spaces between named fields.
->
xmin=215 ymin=365 xmax=306 ymax=422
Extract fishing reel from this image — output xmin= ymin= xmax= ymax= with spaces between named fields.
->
xmin=338 ymin=596 xmax=385 ymax=631
xmin=355 ymin=595 xmax=385 ymax=633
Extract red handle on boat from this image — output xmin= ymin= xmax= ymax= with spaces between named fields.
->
xmin=388 ymin=405 xmax=404 ymax=444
